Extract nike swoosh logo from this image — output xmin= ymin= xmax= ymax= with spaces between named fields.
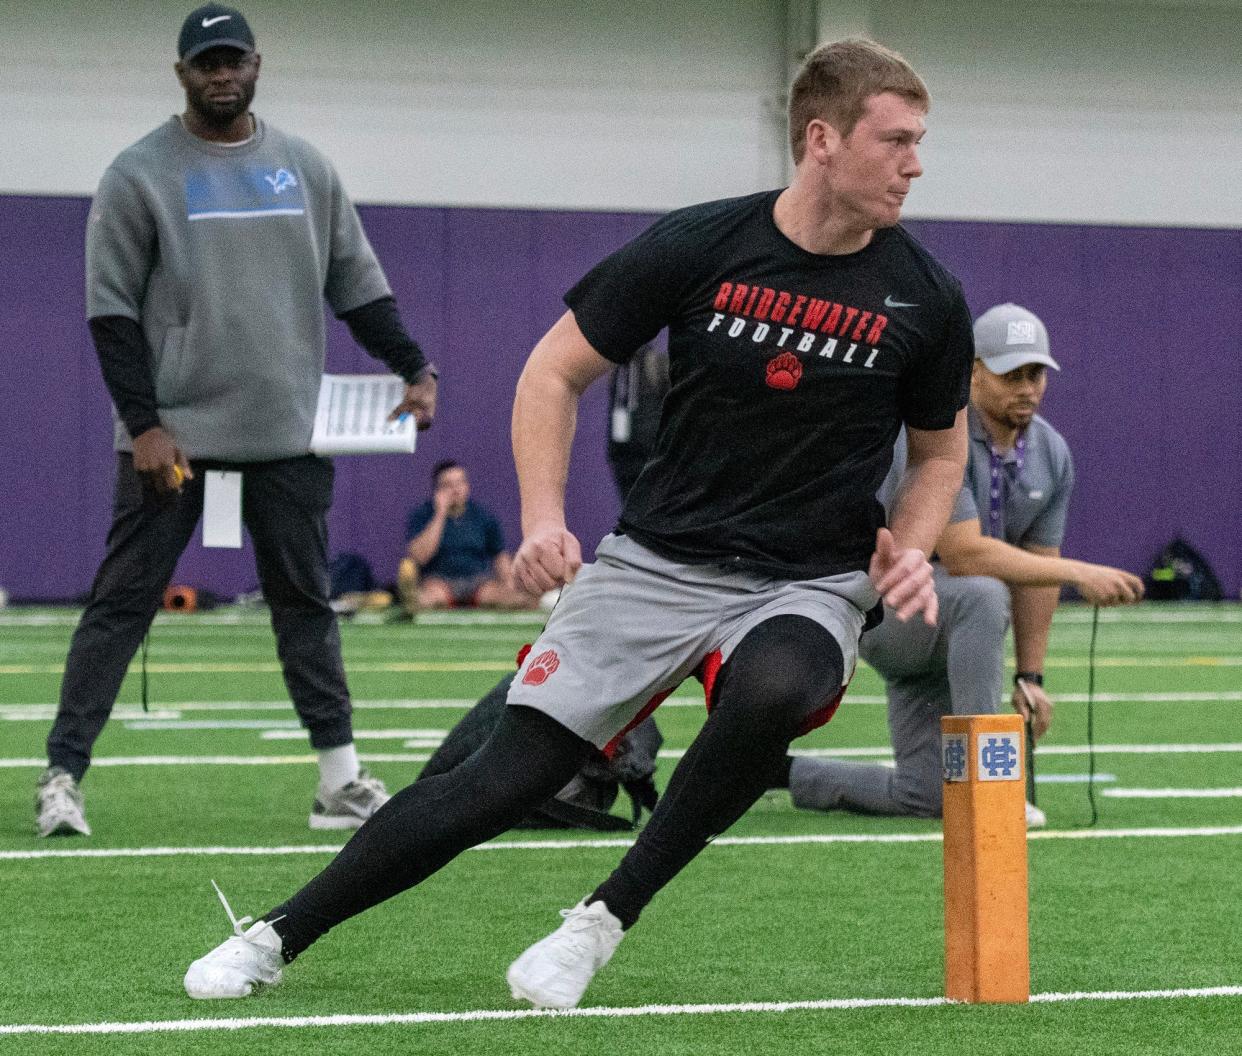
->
xmin=884 ymin=295 xmax=919 ymax=309
xmin=202 ymin=14 xmax=232 ymax=26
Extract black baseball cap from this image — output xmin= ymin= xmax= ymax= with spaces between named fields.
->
xmin=178 ymin=4 xmax=256 ymax=60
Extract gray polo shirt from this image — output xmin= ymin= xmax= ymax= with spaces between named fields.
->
xmin=880 ymin=407 xmax=1074 ymax=549
xmin=86 ymin=116 xmax=391 ymax=461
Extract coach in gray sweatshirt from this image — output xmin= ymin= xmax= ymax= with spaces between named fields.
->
xmin=35 ymin=4 xmax=437 ymax=839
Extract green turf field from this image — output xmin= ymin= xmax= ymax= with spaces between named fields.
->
xmin=1 ymin=603 xmax=1239 ymax=1054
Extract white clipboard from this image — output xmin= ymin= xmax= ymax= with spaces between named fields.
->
xmin=310 ymin=374 xmax=417 ymax=456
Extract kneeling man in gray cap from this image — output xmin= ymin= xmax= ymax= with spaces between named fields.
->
xmin=788 ymin=303 xmax=1143 ymax=827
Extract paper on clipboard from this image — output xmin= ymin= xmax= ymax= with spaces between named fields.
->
xmin=310 ymin=374 xmax=416 ymax=456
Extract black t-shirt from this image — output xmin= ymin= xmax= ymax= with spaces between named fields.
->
xmin=566 ymin=189 xmax=974 ymax=579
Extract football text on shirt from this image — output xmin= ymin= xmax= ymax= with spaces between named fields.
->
xmin=709 ymin=281 xmax=890 ymax=369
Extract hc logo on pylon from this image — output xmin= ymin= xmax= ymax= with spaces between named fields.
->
xmin=942 ymin=733 xmax=969 ymax=782
xmin=977 ymin=734 xmax=1021 ymax=781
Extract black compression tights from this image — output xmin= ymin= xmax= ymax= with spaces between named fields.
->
xmin=268 ymin=614 xmax=843 ymax=957
xmin=589 ymin=614 xmax=844 ymax=928
xmin=268 ymin=705 xmax=592 ymax=959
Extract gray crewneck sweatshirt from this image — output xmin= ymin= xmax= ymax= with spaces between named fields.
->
xmin=86 ymin=116 xmax=391 ymax=460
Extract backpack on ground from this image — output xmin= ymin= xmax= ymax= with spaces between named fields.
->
xmin=1144 ymin=537 xmax=1224 ymax=601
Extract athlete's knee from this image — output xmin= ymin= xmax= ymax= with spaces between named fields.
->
xmin=714 ymin=616 xmax=845 ymax=733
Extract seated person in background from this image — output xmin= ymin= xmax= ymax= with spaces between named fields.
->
xmin=398 ymin=460 xmax=541 ymax=612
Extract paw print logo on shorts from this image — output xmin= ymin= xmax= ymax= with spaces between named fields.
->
xmin=521 ymin=649 xmax=561 ymax=686
xmin=765 ymin=351 xmax=803 ymax=390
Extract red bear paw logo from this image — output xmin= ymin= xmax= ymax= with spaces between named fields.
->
xmin=765 ymin=351 xmax=803 ymax=390
xmin=522 ymin=649 xmax=561 ymax=686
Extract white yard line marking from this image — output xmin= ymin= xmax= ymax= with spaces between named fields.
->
xmin=1 ymin=985 xmax=1239 ymax=1036
xmin=2 ymin=709 xmax=184 ymax=722
xmin=0 ymin=754 xmax=433 ymax=769
xmin=765 ymin=742 xmax=1242 ymax=760
xmin=6 ymin=657 xmax=1242 ymax=676
xmin=0 ymin=661 xmax=519 ymax=675
xmin=1 ymin=742 xmax=1239 ymax=769
xmin=0 ymin=699 xmax=482 ymax=716
xmin=1033 ymin=773 xmax=1117 ymax=784
xmin=1103 ymin=787 xmax=1242 ymax=799
xmin=260 ymin=729 xmax=447 ymax=741
xmin=1 ymin=691 xmax=1239 ymax=719
xmin=124 ymin=720 xmax=302 ymax=731
xmin=2 ymin=825 xmax=1239 ymax=861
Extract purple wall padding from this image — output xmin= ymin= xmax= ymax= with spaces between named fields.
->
xmin=0 ymin=193 xmax=1238 ymax=600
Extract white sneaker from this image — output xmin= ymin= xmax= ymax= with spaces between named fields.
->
xmin=309 ymin=769 xmax=390 ymax=830
xmin=507 ymin=900 xmax=624 ymax=1009
xmin=35 ymin=767 xmax=91 ymax=837
xmin=1025 ymin=800 xmax=1047 ymax=829
xmin=184 ymin=882 xmax=285 ymax=999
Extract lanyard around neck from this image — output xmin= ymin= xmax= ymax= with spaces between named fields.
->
xmin=986 ymin=432 xmax=1026 ymax=539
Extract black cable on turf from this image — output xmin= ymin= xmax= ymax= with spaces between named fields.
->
xmin=1086 ymin=605 xmax=1100 ymax=826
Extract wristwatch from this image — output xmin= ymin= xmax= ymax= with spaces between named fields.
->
xmin=1014 ymin=671 xmax=1044 ymax=687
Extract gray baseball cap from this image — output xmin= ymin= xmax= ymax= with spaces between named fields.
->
xmin=973 ymin=303 xmax=1060 ymax=374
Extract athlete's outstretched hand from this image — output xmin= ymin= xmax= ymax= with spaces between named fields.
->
xmin=513 ymin=523 xmax=582 ymax=595
xmin=869 ymin=527 xmax=938 ymax=626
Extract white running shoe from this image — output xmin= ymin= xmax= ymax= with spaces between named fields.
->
xmin=184 ymin=882 xmax=285 ymax=999
xmin=35 ymin=767 xmax=91 ymax=837
xmin=309 ymin=769 xmax=390 ymax=830
xmin=507 ymin=900 xmax=624 ymax=1009
xmin=1025 ymin=800 xmax=1048 ymax=829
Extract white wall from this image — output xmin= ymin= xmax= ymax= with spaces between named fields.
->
xmin=870 ymin=0 xmax=1242 ymax=227
xmin=2 ymin=0 xmax=1239 ymax=225
xmin=1 ymin=0 xmax=788 ymax=210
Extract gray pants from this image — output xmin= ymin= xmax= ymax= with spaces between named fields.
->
xmin=47 ymin=453 xmax=354 ymax=781
xmin=789 ymin=567 xmax=1010 ymax=818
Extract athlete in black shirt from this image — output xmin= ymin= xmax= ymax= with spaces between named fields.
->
xmin=570 ymin=189 xmax=972 ymax=578
xmin=184 ymin=38 xmax=973 ymax=1009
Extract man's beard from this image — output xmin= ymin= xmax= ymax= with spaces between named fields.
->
xmin=189 ymin=81 xmax=256 ymax=129
xmin=1004 ymin=405 xmax=1037 ymax=429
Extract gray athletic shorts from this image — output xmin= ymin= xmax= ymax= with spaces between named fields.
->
xmin=506 ymin=533 xmax=877 ymax=750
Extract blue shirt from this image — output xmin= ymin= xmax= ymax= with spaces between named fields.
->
xmin=405 ymin=500 xmax=505 ymax=580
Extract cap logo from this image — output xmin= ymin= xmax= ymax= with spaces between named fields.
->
xmin=1006 ymin=321 xmax=1036 ymax=345
xmin=202 ymin=14 xmax=232 ymax=26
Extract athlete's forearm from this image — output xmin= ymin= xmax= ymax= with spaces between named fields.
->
xmin=888 ymin=411 xmax=968 ymax=557
xmin=889 ymin=458 xmax=962 ymax=556
xmin=512 ymin=313 xmax=612 ymax=536
xmin=512 ymin=359 xmax=581 ymax=536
